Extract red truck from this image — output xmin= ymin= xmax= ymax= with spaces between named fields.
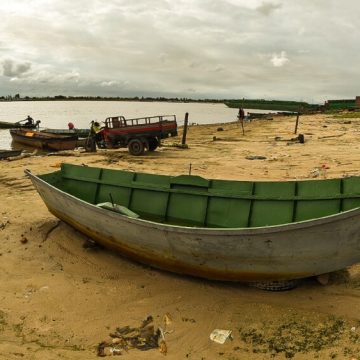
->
xmin=99 ymin=114 xmax=178 ymax=155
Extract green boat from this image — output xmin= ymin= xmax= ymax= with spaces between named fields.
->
xmin=41 ymin=128 xmax=90 ymax=138
xmin=26 ymin=164 xmax=360 ymax=283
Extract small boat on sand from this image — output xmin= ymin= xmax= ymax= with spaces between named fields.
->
xmin=10 ymin=129 xmax=83 ymax=151
xmin=0 ymin=149 xmax=23 ymax=159
xmin=26 ymin=163 xmax=360 ymax=284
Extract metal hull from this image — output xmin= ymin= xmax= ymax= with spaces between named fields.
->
xmin=27 ymin=171 xmax=360 ymax=282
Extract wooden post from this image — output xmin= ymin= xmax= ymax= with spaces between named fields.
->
xmin=294 ymin=112 xmax=300 ymax=134
xmin=182 ymin=112 xmax=189 ymax=145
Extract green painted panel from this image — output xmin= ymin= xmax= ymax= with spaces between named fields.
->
xmin=39 ymin=171 xmax=63 ymax=187
xmin=61 ymin=163 xmax=101 ymax=203
xmin=171 ymin=175 xmax=209 ymax=188
xmin=207 ymin=179 xmax=253 ymax=227
xmin=130 ymin=189 xmax=168 ymax=221
xmin=97 ymin=185 xmax=132 ymax=207
xmin=167 ymin=193 xmax=207 ymax=226
xmin=207 ymin=197 xmax=251 ymax=228
xmin=135 ymin=173 xmax=170 ymax=186
xmin=251 ymin=182 xmax=295 ymax=226
xmin=96 ymin=168 xmax=134 ymax=206
xmin=343 ymin=177 xmax=360 ymax=210
xmin=211 ymin=179 xmax=253 ymax=194
xmin=296 ymin=179 xmax=341 ymax=221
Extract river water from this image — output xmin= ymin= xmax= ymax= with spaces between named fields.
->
xmin=0 ymin=100 xmax=270 ymax=150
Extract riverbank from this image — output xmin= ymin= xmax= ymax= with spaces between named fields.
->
xmin=1 ymin=112 xmax=360 ymax=359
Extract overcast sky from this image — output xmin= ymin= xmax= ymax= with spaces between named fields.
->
xmin=0 ymin=0 xmax=359 ymax=102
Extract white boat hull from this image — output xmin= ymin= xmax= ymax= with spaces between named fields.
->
xmin=28 ymin=171 xmax=360 ymax=281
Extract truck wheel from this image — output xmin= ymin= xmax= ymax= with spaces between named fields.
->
xmin=128 ymin=139 xmax=144 ymax=156
xmin=148 ymin=138 xmax=159 ymax=151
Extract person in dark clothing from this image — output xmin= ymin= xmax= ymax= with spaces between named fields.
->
xmin=25 ymin=115 xmax=34 ymax=126
xmin=237 ymin=108 xmax=245 ymax=122
xmin=237 ymin=108 xmax=245 ymax=135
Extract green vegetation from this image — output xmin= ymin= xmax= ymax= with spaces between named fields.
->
xmin=0 ymin=310 xmax=7 ymax=331
xmin=238 ymin=316 xmax=350 ymax=359
xmin=0 ymin=94 xmax=225 ymax=103
xmin=334 ymin=111 xmax=360 ymax=118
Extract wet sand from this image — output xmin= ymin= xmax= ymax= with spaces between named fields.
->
xmin=1 ymin=113 xmax=360 ymax=359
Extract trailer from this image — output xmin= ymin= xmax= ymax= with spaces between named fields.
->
xmin=99 ymin=115 xmax=178 ymax=155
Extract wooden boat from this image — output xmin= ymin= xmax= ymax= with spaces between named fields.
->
xmin=41 ymin=128 xmax=90 ymax=138
xmin=10 ymin=129 xmax=82 ymax=151
xmin=0 ymin=149 xmax=23 ymax=159
xmin=26 ymin=163 xmax=360 ymax=282
xmin=0 ymin=120 xmax=38 ymax=129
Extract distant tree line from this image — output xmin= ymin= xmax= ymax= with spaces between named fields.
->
xmin=0 ymin=94 xmax=357 ymax=112
xmin=0 ymin=94 xmax=225 ymax=103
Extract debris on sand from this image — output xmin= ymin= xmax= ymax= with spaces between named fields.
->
xmin=97 ymin=315 xmax=169 ymax=356
xmin=245 ymin=155 xmax=267 ymax=160
xmin=210 ymin=329 xmax=233 ymax=344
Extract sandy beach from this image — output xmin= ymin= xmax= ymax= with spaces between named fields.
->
xmin=1 ymin=112 xmax=360 ymax=359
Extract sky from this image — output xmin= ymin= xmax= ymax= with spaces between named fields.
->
xmin=0 ymin=0 xmax=359 ymax=103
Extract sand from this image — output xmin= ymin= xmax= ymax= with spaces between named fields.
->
xmin=1 ymin=113 xmax=360 ymax=359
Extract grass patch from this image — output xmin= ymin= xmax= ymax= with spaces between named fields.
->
xmin=0 ymin=310 xmax=7 ymax=330
xmin=334 ymin=112 xmax=360 ymax=119
xmin=238 ymin=316 xmax=346 ymax=358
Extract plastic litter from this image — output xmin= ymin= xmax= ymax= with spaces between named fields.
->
xmin=210 ymin=329 xmax=232 ymax=344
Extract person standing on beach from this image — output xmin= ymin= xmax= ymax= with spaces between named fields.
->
xmin=237 ymin=108 xmax=245 ymax=135
xmin=238 ymin=108 xmax=245 ymax=122
xmin=87 ymin=121 xmax=102 ymax=152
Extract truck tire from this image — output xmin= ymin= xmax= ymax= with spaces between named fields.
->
xmin=128 ymin=139 xmax=145 ymax=156
xmin=148 ymin=138 xmax=159 ymax=151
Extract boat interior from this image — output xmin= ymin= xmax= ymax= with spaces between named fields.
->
xmin=38 ymin=164 xmax=360 ymax=228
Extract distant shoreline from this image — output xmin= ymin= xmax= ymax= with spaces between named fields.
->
xmin=0 ymin=97 xmax=224 ymax=104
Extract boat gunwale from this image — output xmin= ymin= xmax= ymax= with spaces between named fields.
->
xmin=26 ymin=169 xmax=360 ymax=235
xmin=59 ymin=173 xmax=360 ymax=201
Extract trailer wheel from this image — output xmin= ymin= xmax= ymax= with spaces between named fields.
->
xmin=128 ymin=139 xmax=145 ymax=156
xmin=148 ymin=138 xmax=159 ymax=151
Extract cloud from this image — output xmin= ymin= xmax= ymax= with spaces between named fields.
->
xmin=0 ymin=0 xmax=359 ymax=102
xmin=100 ymin=80 xmax=119 ymax=87
xmin=270 ymin=51 xmax=289 ymax=67
xmin=1 ymin=59 xmax=31 ymax=77
xmin=256 ymin=1 xmax=281 ymax=16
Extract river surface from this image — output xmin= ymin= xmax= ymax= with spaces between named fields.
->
xmin=0 ymin=101 xmax=272 ymax=150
